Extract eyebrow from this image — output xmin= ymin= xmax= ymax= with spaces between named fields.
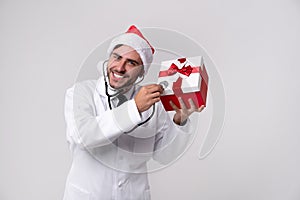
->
xmin=112 ymin=52 xmax=141 ymax=66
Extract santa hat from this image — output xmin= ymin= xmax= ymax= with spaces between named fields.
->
xmin=107 ymin=25 xmax=155 ymax=73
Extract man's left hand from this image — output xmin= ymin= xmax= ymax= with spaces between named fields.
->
xmin=170 ymin=97 xmax=205 ymax=125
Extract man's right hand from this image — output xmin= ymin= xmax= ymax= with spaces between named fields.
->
xmin=134 ymin=84 xmax=164 ymax=113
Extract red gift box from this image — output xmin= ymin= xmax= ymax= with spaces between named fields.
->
xmin=157 ymin=56 xmax=209 ymax=111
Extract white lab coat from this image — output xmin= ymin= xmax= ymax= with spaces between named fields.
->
xmin=63 ymin=77 xmax=193 ymax=200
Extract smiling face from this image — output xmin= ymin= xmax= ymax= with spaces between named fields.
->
xmin=107 ymin=45 xmax=144 ymax=89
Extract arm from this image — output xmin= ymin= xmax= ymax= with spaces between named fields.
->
xmin=152 ymin=103 xmax=192 ymax=164
xmin=65 ymin=81 xmax=142 ymax=150
xmin=152 ymin=98 xmax=205 ymax=165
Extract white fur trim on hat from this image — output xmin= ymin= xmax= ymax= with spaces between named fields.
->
xmin=107 ymin=33 xmax=153 ymax=73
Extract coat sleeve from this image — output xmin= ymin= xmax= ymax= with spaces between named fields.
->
xmin=152 ymin=103 xmax=194 ymax=165
xmin=64 ymin=81 xmax=142 ymax=150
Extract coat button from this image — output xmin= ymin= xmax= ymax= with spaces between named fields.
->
xmin=118 ymin=181 xmax=123 ymax=187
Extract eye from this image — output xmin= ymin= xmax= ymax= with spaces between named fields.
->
xmin=127 ymin=60 xmax=137 ymax=66
xmin=112 ymin=54 xmax=121 ymax=60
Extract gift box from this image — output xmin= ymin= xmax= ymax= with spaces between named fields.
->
xmin=157 ymin=56 xmax=208 ymax=111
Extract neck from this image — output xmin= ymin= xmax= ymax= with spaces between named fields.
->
xmin=105 ymin=76 xmax=133 ymax=97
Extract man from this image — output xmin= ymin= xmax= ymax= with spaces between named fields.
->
xmin=63 ymin=25 xmax=204 ymax=200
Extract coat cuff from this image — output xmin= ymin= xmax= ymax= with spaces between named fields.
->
xmin=175 ymin=118 xmax=192 ymax=134
xmin=112 ymin=99 xmax=141 ymax=132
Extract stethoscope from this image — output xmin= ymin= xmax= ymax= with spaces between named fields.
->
xmin=102 ymin=60 xmax=155 ymax=132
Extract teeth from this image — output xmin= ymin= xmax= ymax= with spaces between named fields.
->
xmin=113 ymin=73 xmax=123 ymax=78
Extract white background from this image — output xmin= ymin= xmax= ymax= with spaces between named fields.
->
xmin=1 ymin=0 xmax=300 ymax=199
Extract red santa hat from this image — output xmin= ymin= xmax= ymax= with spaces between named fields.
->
xmin=107 ymin=25 xmax=155 ymax=73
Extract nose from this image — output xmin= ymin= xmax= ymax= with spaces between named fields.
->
xmin=115 ymin=60 xmax=126 ymax=72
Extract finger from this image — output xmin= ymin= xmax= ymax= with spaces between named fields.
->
xmin=149 ymin=91 xmax=162 ymax=99
xmin=152 ymin=97 xmax=161 ymax=103
xmin=145 ymin=84 xmax=164 ymax=94
xmin=144 ymin=97 xmax=160 ymax=109
xmin=197 ymin=105 xmax=205 ymax=112
xmin=159 ymin=84 xmax=164 ymax=93
xmin=155 ymin=84 xmax=164 ymax=92
xmin=188 ymin=98 xmax=197 ymax=110
xmin=178 ymin=97 xmax=187 ymax=110
xmin=169 ymin=101 xmax=179 ymax=111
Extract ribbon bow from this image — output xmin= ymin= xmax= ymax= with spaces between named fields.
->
xmin=158 ymin=58 xmax=200 ymax=78
xmin=167 ymin=63 xmax=193 ymax=77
